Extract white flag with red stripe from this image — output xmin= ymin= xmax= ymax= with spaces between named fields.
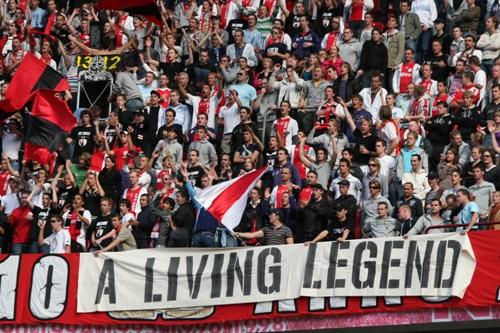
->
xmin=194 ymin=166 xmax=269 ymax=231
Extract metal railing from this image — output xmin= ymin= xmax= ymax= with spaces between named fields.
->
xmin=424 ymin=221 xmax=500 ymax=233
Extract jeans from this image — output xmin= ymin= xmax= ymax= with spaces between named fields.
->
xmin=348 ymin=20 xmax=365 ymax=39
xmin=12 ymin=243 xmax=31 ymax=254
xmin=215 ymin=227 xmax=238 ymax=248
xmin=192 ymin=231 xmax=216 ymax=248
xmin=481 ymin=59 xmax=494 ymax=77
xmin=405 ymin=38 xmax=417 ymax=52
xmin=416 ymin=29 xmax=432 ymax=63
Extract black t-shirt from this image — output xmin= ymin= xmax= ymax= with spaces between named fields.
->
xmin=93 ymin=214 xmax=113 ymax=247
xmin=105 ymin=125 xmax=119 ymax=148
xmin=117 ymin=108 xmax=134 ymax=128
xmin=422 ymin=54 xmax=450 ymax=82
xmin=71 ymin=125 xmax=95 ymax=156
xmin=188 ymin=165 xmax=205 ymax=188
xmin=82 ymin=188 xmax=102 ymax=217
xmin=286 ymin=14 xmax=302 ymax=38
xmin=315 ymin=7 xmax=343 ymax=36
xmin=326 ymin=217 xmax=354 ymax=240
xmin=130 ymin=120 xmax=150 ymax=151
xmin=29 ymin=207 xmax=54 ymax=241
xmin=353 ymin=129 xmax=377 ymax=165
xmin=266 ymin=42 xmax=289 ymax=65
xmin=57 ymin=186 xmax=77 ymax=210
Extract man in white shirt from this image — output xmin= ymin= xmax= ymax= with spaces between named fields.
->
xmin=218 ymin=90 xmax=243 ymax=154
xmin=38 ymin=215 xmax=71 ymax=254
xmin=271 ymin=101 xmax=299 ymax=147
xmin=469 ymin=56 xmax=487 ymax=105
xmin=358 ymin=73 xmax=388 ymax=123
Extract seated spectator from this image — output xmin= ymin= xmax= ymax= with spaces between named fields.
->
xmin=308 ymin=204 xmax=354 ymax=243
xmin=362 ymin=180 xmax=392 ymax=223
xmin=404 ymin=199 xmax=447 ymax=236
xmin=394 ymin=182 xmax=424 ymax=220
xmin=94 ymin=214 xmax=137 ymax=254
xmin=363 ymin=202 xmax=399 ymax=238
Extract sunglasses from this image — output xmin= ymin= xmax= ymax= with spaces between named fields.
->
xmin=369 ymin=186 xmax=380 ymax=189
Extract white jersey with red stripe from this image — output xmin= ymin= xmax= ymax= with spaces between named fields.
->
xmin=286 ymin=144 xmax=316 ymax=180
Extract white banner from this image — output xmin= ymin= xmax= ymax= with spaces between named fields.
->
xmin=77 ymin=233 xmax=476 ymax=313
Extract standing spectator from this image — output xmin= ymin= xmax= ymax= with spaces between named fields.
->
xmin=399 ymin=0 xmax=421 ymax=51
xmin=226 ymin=30 xmax=258 ymax=67
xmin=172 ymin=189 xmax=195 ymax=239
xmin=345 ymin=0 xmax=374 ymax=37
xmin=130 ymin=194 xmax=155 ymax=248
xmin=9 ymin=191 xmax=33 ymax=254
xmin=453 ymin=0 xmax=480 ymax=36
xmin=411 ymin=0 xmax=437 ymax=62
xmin=476 ymin=16 xmax=500 ymax=75
xmin=337 ymin=27 xmax=362 ymax=72
xmin=455 ymin=189 xmax=479 ymax=232
xmin=402 ymin=154 xmax=431 ymax=201
xmin=235 ymin=209 xmax=294 ymax=245
xmin=384 ymin=16 xmax=405 ymax=92
xmin=37 ymin=215 xmax=71 ymax=254
xmin=468 ymin=164 xmax=496 ymax=225
xmin=94 ymin=214 xmax=137 ymax=254
xmin=292 ymin=15 xmax=321 ymax=59
xmin=404 ymin=199 xmax=447 ymax=236
xmin=393 ymin=48 xmax=421 ymax=95
xmin=358 ymin=72 xmax=388 ymax=123
xmin=357 ymin=29 xmax=388 ymax=89
xmin=271 ymin=101 xmax=299 ymax=147
xmin=188 ymin=126 xmax=218 ymax=167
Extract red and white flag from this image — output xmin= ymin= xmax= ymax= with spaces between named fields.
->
xmin=195 ymin=166 xmax=269 ymax=231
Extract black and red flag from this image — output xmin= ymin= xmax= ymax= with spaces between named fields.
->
xmin=95 ymin=0 xmax=163 ymax=25
xmin=0 ymin=52 xmax=70 ymax=119
xmin=24 ymin=90 xmax=76 ymax=166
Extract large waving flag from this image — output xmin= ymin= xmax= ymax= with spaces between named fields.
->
xmin=195 ymin=166 xmax=269 ymax=231
xmin=96 ymin=0 xmax=163 ymax=25
xmin=24 ymin=90 xmax=77 ymax=166
xmin=0 ymin=53 xmax=70 ymax=119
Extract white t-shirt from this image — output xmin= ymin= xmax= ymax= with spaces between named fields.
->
xmin=219 ymin=103 xmax=241 ymax=134
xmin=380 ymin=122 xmax=399 ymax=156
xmin=44 ymin=229 xmax=71 ymax=253
xmin=474 ymin=69 xmax=487 ymax=105
xmin=2 ymin=192 xmax=19 ymax=215
xmin=377 ymin=155 xmax=396 ymax=178
xmin=121 ymin=212 xmax=136 ymax=228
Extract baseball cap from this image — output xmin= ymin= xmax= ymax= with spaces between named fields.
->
xmin=270 ymin=208 xmax=284 ymax=221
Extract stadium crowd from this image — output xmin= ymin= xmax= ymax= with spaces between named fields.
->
xmin=1 ymin=0 xmax=500 ymax=254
